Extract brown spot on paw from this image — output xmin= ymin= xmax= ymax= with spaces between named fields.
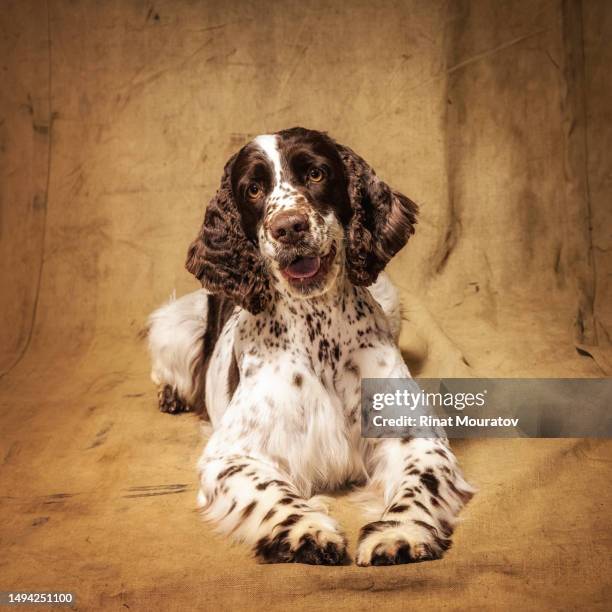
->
xmin=292 ymin=534 xmax=349 ymax=565
xmin=371 ymin=540 xmax=412 ymax=565
xmin=255 ymin=515 xmax=348 ymax=565
xmin=356 ymin=520 xmax=449 ymax=567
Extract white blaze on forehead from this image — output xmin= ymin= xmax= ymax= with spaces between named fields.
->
xmin=254 ymin=134 xmax=282 ymax=186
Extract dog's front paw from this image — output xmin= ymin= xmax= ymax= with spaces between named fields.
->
xmin=356 ymin=520 xmax=450 ymax=566
xmin=157 ymin=385 xmax=190 ymax=414
xmin=255 ymin=512 xmax=348 ymax=565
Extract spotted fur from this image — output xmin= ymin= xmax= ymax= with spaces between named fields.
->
xmin=148 ymin=128 xmax=474 ymax=565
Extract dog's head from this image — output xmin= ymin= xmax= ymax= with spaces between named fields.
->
xmin=186 ymin=127 xmax=418 ymax=313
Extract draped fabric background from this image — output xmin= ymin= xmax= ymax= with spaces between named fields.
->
xmin=1 ymin=1 xmax=610 ymax=609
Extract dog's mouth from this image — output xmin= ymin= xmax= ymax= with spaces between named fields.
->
xmin=280 ymin=245 xmax=337 ymax=288
xmin=283 ymin=256 xmax=321 ymax=279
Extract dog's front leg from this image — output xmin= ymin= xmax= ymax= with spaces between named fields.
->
xmin=353 ymin=344 xmax=475 ymax=566
xmin=356 ymin=437 xmax=475 ymax=566
xmin=198 ymin=446 xmax=348 ymax=565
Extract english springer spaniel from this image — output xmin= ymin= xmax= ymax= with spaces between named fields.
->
xmin=148 ymin=127 xmax=474 ymax=565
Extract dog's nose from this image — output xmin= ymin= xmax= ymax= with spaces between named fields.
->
xmin=269 ymin=211 xmax=310 ymax=243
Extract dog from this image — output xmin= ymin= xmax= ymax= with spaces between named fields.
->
xmin=148 ymin=127 xmax=474 ymax=565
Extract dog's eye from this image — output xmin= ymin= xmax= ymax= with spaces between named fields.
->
xmin=308 ymin=167 xmax=325 ymax=183
xmin=247 ymin=182 xmax=261 ymax=199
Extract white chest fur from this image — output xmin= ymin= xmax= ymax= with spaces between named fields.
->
xmin=205 ymin=275 xmax=408 ymax=497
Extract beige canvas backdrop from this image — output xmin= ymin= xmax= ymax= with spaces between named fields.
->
xmin=1 ymin=1 xmax=610 ymax=610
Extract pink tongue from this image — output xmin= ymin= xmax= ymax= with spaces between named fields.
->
xmin=285 ymin=256 xmax=321 ymax=279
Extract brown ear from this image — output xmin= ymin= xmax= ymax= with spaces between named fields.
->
xmin=336 ymin=144 xmax=418 ymax=286
xmin=185 ymin=156 xmax=270 ymax=314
